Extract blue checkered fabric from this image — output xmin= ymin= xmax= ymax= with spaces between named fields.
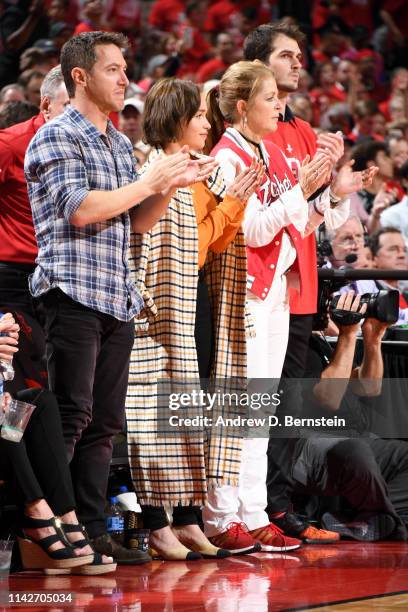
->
xmin=24 ymin=106 xmax=143 ymax=321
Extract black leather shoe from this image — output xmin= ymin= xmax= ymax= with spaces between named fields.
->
xmin=90 ymin=534 xmax=152 ymax=565
xmin=270 ymin=512 xmax=307 ymax=537
xmin=271 ymin=512 xmax=340 ymax=544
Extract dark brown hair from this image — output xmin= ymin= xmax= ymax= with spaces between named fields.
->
xmin=369 ymin=227 xmax=402 ymax=256
xmin=61 ymin=31 xmax=128 ymax=98
xmin=142 ymin=78 xmax=201 ymax=148
xmin=243 ymin=21 xmax=306 ymax=64
xmin=351 ymin=140 xmax=388 ymax=171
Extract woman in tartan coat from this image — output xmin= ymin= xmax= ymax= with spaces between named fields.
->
xmin=126 ymin=78 xmax=263 ymax=560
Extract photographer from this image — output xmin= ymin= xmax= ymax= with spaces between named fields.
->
xmin=290 ymin=291 xmax=408 ymax=541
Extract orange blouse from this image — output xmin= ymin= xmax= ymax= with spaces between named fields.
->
xmin=191 ymin=181 xmax=245 ymax=269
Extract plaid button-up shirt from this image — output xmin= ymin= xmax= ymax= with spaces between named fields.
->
xmin=24 ymin=106 xmax=143 ymax=321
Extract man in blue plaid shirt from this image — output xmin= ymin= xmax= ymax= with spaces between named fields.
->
xmin=24 ymin=31 xmax=216 ymax=565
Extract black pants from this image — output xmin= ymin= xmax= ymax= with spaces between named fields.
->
xmin=266 ymin=313 xmax=314 ymax=514
xmin=294 ymin=437 xmax=408 ymax=539
xmin=194 ymin=271 xmax=214 ymax=381
xmin=39 ymin=289 xmax=135 ymax=538
xmin=142 ymin=273 xmax=213 ymax=531
xmin=0 ymin=262 xmax=36 ymax=315
xmin=0 ymin=388 xmax=76 ymax=516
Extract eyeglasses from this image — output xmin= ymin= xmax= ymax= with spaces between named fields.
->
xmin=338 ymin=236 xmax=365 ymax=247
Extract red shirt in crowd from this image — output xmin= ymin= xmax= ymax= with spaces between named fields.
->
xmin=0 ymin=114 xmax=45 ymax=264
xmin=205 ymin=0 xmax=237 ymax=31
xmin=73 ymin=21 xmax=95 ymax=35
xmin=148 ymin=0 xmax=185 ymax=32
xmin=196 ymin=58 xmax=228 ymax=83
xmin=176 ymin=24 xmax=212 ymax=77
xmin=205 ymin=0 xmax=273 ymax=32
xmin=312 ymin=0 xmax=374 ymax=33
xmin=265 ymin=107 xmax=319 ymax=315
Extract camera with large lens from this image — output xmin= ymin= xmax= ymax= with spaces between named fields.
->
xmin=330 ymin=290 xmax=399 ymax=324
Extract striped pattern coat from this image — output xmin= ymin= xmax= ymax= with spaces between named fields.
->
xmin=125 ymin=149 xmax=250 ymax=506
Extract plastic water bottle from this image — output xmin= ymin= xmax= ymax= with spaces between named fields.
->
xmin=106 ymin=497 xmax=124 ymax=543
xmin=117 ymin=486 xmax=142 ymax=513
xmin=116 ymin=487 xmax=149 ymax=552
xmin=0 ymin=313 xmax=15 ymax=384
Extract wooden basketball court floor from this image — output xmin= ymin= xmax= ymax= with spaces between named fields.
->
xmin=3 ymin=541 xmax=408 ymax=611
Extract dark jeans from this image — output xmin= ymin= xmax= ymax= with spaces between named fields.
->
xmin=0 ymin=388 xmax=76 ymax=516
xmin=195 ymin=271 xmax=214 ymax=381
xmin=294 ymin=437 xmax=408 ymax=539
xmin=142 ymin=273 xmax=213 ymax=531
xmin=38 ymin=289 xmax=135 ymax=538
xmin=0 ymin=262 xmax=36 ymax=315
xmin=266 ymin=313 xmax=314 ymax=514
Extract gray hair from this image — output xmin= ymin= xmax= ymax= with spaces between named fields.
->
xmin=325 ymin=215 xmax=363 ymax=242
xmin=0 ymin=83 xmax=25 ymax=103
xmin=40 ymin=65 xmax=65 ymax=99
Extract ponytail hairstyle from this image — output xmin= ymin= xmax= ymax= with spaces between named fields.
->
xmin=205 ymin=60 xmax=275 ymax=153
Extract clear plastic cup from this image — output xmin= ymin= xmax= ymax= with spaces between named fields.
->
xmin=0 ymin=539 xmax=14 ymax=576
xmin=0 ymin=394 xmax=5 ymax=427
xmin=0 ymin=399 xmax=35 ymax=442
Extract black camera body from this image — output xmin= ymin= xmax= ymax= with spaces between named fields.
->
xmin=331 ymin=290 xmax=400 ymax=323
xmin=314 ymin=275 xmax=400 ymax=331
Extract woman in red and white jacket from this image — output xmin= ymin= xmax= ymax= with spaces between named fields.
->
xmin=202 ymin=60 xmax=374 ymax=554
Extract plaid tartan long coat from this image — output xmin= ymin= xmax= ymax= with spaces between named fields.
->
xmin=125 ymin=149 xmax=251 ymax=506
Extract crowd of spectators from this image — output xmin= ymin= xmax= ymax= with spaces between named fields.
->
xmin=1 ymin=1 xmax=408 ymax=206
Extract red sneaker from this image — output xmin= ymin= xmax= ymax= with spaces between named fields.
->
xmin=209 ymin=522 xmax=262 ymax=555
xmin=249 ymin=522 xmax=302 ymax=552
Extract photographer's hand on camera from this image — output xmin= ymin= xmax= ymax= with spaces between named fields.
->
xmin=330 ymin=291 xmax=367 ymax=337
xmin=350 ymin=316 xmax=391 ymax=397
xmin=362 ymin=317 xmax=390 ymax=343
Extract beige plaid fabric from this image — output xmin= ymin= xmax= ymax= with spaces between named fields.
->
xmin=125 ymin=149 xmax=249 ymax=506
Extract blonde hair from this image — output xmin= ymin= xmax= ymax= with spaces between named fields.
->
xmin=205 ymin=60 xmax=275 ymax=152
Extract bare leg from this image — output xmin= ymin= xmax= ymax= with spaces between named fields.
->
xmin=59 ymin=510 xmax=113 ymax=564
xmin=24 ymin=499 xmax=80 ymax=555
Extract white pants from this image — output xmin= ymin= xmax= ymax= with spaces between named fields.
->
xmin=203 ymin=294 xmax=290 ymax=536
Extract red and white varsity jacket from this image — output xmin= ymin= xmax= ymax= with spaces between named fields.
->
xmin=212 ymin=128 xmax=348 ymax=304
xmin=212 ymin=129 xmax=309 ymax=301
